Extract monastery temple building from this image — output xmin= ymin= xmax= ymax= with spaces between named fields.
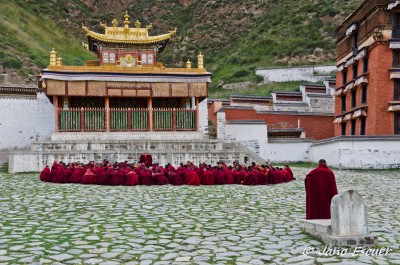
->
xmin=41 ymin=12 xmax=210 ymax=134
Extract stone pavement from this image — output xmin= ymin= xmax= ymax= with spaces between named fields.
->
xmin=0 ymin=167 xmax=398 ymax=265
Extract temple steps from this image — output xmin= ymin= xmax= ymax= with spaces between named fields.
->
xmin=9 ymin=135 xmax=265 ymax=173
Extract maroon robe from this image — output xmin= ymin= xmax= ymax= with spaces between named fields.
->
xmin=258 ymin=171 xmax=268 ymax=185
xmin=201 ymin=170 xmax=215 ymax=185
xmin=225 ymin=171 xmax=234 ymax=184
xmin=110 ymin=169 xmax=126 ymax=186
xmin=185 ymin=171 xmax=200 ymax=186
xmin=243 ymin=171 xmax=258 ymax=185
xmin=70 ymin=169 xmax=84 ymax=183
xmin=81 ymin=169 xmax=96 ymax=185
xmin=169 ymin=172 xmax=183 ymax=186
xmin=97 ymin=169 xmax=111 ymax=185
xmin=232 ymin=171 xmax=241 ymax=184
xmin=139 ymin=170 xmax=153 ymax=186
xmin=154 ymin=173 xmax=169 ymax=185
xmin=215 ymin=171 xmax=226 ymax=185
xmin=282 ymin=169 xmax=291 ymax=182
xmin=305 ymin=164 xmax=338 ymax=220
xmin=39 ymin=167 xmax=50 ymax=182
xmin=139 ymin=154 xmax=153 ymax=167
xmin=47 ymin=168 xmax=60 ymax=183
xmin=60 ymin=168 xmax=73 ymax=183
xmin=286 ymin=166 xmax=295 ymax=180
xmin=125 ymin=171 xmax=139 ymax=186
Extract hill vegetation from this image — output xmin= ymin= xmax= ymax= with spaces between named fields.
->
xmin=0 ymin=0 xmax=363 ymax=92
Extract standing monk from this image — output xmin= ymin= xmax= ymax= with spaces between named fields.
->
xmin=305 ymin=159 xmax=338 ymax=220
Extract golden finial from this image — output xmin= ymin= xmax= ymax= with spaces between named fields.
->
xmin=100 ymin=21 xmax=106 ymax=28
xmin=112 ymin=18 xmax=118 ymax=27
xmin=146 ymin=23 xmax=153 ymax=30
xmin=56 ymin=56 xmax=62 ymax=66
xmin=197 ymin=52 xmax=204 ymax=69
xmin=124 ymin=11 xmax=130 ymax=29
xmin=134 ymin=20 xmax=141 ymax=29
xmin=186 ymin=59 xmax=192 ymax=69
xmin=49 ymin=48 xmax=57 ymax=66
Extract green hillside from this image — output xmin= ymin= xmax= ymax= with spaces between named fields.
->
xmin=0 ymin=0 xmax=363 ymax=91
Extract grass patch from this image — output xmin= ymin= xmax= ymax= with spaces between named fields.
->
xmin=209 ymin=81 xmax=303 ymax=99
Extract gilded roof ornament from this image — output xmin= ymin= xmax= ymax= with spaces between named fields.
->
xmin=124 ymin=11 xmax=130 ymax=29
xmin=134 ymin=20 xmax=141 ymax=29
xmin=112 ymin=19 xmax=118 ymax=27
xmin=82 ymin=12 xmax=177 ymax=45
xmin=100 ymin=21 xmax=106 ymax=29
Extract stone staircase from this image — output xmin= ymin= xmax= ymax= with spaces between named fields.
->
xmin=9 ymin=132 xmax=265 ymax=173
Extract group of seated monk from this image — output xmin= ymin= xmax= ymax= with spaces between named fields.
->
xmin=39 ymin=160 xmax=295 ymax=186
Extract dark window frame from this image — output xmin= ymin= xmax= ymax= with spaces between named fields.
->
xmin=341 ymin=95 xmax=347 ymax=112
xmin=351 ymin=119 xmax=356 ymax=135
xmin=341 ymin=123 xmax=347 ymax=136
xmin=351 ymin=90 xmax=357 ymax=108
xmin=352 ymin=63 xmax=358 ymax=80
xmin=342 ymin=70 xmax=347 ymax=85
xmin=360 ymin=117 xmax=366 ymax=135
xmin=361 ymin=85 xmax=368 ymax=104
xmin=363 ymin=57 xmax=368 ymax=73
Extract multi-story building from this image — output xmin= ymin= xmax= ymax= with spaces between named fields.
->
xmin=335 ymin=0 xmax=400 ymax=136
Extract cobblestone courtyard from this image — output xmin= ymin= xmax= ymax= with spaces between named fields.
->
xmin=0 ymin=166 xmax=399 ymax=265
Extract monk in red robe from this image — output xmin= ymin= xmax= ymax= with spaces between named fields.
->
xmin=305 ymin=159 xmax=338 ymax=220
xmin=139 ymin=169 xmax=153 ymax=186
xmin=154 ymin=170 xmax=169 ymax=185
xmin=110 ymin=168 xmax=126 ymax=186
xmin=139 ymin=153 xmax=153 ymax=167
xmin=243 ymin=170 xmax=258 ymax=185
xmin=169 ymin=171 xmax=183 ymax=186
xmin=224 ymin=170 xmax=234 ymax=185
xmin=39 ymin=166 xmax=50 ymax=182
xmin=125 ymin=170 xmax=139 ymax=186
xmin=185 ymin=170 xmax=200 ymax=186
xmin=70 ymin=166 xmax=84 ymax=183
xmin=81 ymin=168 xmax=96 ymax=185
xmin=201 ymin=169 xmax=215 ymax=185
xmin=97 ymin=167 xmax=111 ymax=185
xmin=284 ymin=165 xmax=295 ymax=180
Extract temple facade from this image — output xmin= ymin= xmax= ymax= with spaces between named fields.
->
xmin=335 ymin=0 xmax=400 ymax=136
xmin=41 ymin=12 xmax=210 ymax=134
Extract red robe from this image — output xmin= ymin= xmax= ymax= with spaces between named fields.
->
xmin=286 ymin=166 xmax=295 ymax=180
xmin=81 ymin=169 xmax=96 ymax=185
xmin=139 ymin=170 xmax=153 ymax=186
xmin=154 ymin=173 xmax=169 ymax=185
xmin=169 ymin=172 xmax=183 ymax=186
xmin=244 ymin=172 xmax=258 ymax=185
xmin=110 ymin=169 xmax=126 ymax=186
xmin=185 ymin=171 xmax=200 ymax=186
xmin=224 ymin=171 xmax=234 ymax=184
xmin=125 ymin=171 xmax=139 ymax=186
xmin=215 ymin=171 xmax=226 ymax=185
xmin=139 ymin=154 xmax=153 ymax=167
xmin=201 ymin=170 xmax=215 ymax=185
xmin=305 ymin=164 xmax=338 ymax=220
xmin=70 ymin=169 xmax=84 ymax=183
xmin=39 ymin=167 xmax=50 ymax=182
xmin=97 ymin=170 xmax=111 ymax=185
xmin=258 ymin=171 xmax=268 ymax=185
xmin=282 ymin=169 xmax=291 ymax=182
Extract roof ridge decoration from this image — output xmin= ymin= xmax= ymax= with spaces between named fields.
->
xmin=82 ymin=11 xmax=177 ymax=45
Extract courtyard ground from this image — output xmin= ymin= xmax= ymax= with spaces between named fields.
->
xmin=0 ymin=165 xmax=398 ymax=265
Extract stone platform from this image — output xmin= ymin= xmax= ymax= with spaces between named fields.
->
xmin=303 ymin=219 xmax=378 ymax=247
xmin=9 ymin=132 xmax=265 ymax=173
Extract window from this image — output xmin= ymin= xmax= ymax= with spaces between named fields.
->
xmin=148 ymin=54 xmax=154 ymax=64
xmin=395 ymin=113 xmax=400 ymax=135
xmin=351 ymin=119 xmax=356 ymax=135
xmin=342 ymin=70 xmax=347 ymax=85
xmin=341 ymin=95 xmax=347 ymax=112
xmin=352 ymin=63 xmax=358 ymax=80
xmin=352 ymin=32 xmax=358 ymax=53
xmin=360 ymin=117 xmax=366 ymax=135
xmin=393 ymin=13 xmax=400 ymax=38
xmin=363 ymin=57 xmax=368 ymax=73
xmin=341 ymin=123 xmax=347 ymax=136
xmin=361 ymin=85 xmax=367 ymax=104
xmin=102 ymin=52 xmax=109 ymax=63
xmin=109 ymin=53 xmax=115 ymax=63
xmin=396 ymin=80 xmax=400 ymax=100
xmin=141 ymin=54 xmax=147 ymax=64
xmin=351 ymin=90 xmax=357 ymax=108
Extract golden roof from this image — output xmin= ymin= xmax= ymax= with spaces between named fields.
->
xmin=82 ymin=11 xmax=176 ymax=45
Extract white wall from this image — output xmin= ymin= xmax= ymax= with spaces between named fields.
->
xmin=309 ymin=138 xmax=400 ymax=169
xmin=0 ymin=93 xmax=54 ymax=150
xmin=256 ymin=65 xmax=336 ymax=83
xmin=199 ymin=98 xmax=208 ymax=135
xmin=224 ymin=123 xmax=268 ymax=155
xmin=263 ymin=141 xmax=313 ymax=163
